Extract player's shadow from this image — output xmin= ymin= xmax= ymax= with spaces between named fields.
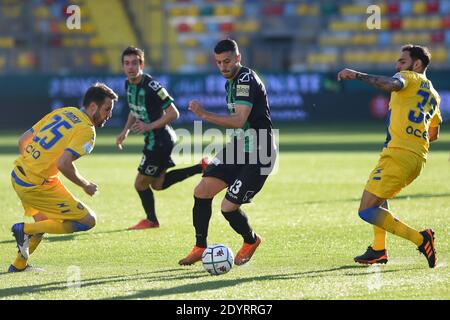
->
xmin=0 ymin=268 xmax=207 ymax=298
xmin=298 ymin=192 xmax=450 ymax=205
xmin=107 ymin=264 xmax=416 ymax=300
xmin=0 ymin=264 xmax=420 ymax=299
xmin=0 ymin=228 xmax=133 ymax=245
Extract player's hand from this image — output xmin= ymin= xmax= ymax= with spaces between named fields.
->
xmin=188 ymin=100 xmax=206 ymax=118
xmin=116 ymin=131 xmax=128 ymax=150
xmin=131 ymin=120 xmax=152 ymax=134
xmin=337 ymin=68 xmax=358 ymax=81
xmin=83 ymin=182 xmax=98 ymax=197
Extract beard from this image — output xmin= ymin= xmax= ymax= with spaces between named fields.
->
xmin=93 ymin=111 xmax=106 ymax=127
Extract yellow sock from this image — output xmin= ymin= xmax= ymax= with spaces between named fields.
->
xmin=12 ymin=234 xmax=44 ymax=270
xmin=372 ymin=226 xmax=386 ymax=251
xmin=376 ymin=208 xmax=424 ymax=246
xmin=24 ymin=220 xmax=73 ymax=235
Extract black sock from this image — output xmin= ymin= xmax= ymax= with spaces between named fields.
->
xmin=162 ymin=165 xmax=202 ymax=190
xmin=222 ymin=208 xmax=256 ymax=244
xmin=193 ymin=197 xmax=213 ymax=248
xmin=137 ymin=188 xmax=158 ymax=223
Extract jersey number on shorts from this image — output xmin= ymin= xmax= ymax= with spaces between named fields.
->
xmin=33 ymin=115 xmax=73 ymax=150
xmin=230 ymin=179 xmax=243 ymax=195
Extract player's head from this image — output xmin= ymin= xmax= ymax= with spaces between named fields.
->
xmin=214 ymin=39 xmax=241 ymax=79
xmin=396 ymin=44 xmax=431 ymax=73
xmin=122 ymin=46 xmax=145 ymax=81
xmin=83 ymin=83 xmax=118 ymax=128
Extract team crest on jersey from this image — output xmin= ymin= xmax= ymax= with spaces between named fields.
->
xmin=83 ymin=142 xmax=94 ymax=154
xmin=149 ymin=80 xmax=162 ymax=91
xmin=238 ymin=72 xmax=251 ymax=83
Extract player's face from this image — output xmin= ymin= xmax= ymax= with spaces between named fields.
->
xmin=93 ymin=98 xmax=114 ymax=128
xmin=123 ymin=55 xmax=144 ymax=81
xmin=215 ymin=51 xmax=241 ymax=79
xmin=395 ymin=51 xmax=415 ymax=72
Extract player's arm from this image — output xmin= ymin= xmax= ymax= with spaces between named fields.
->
xmin=18 ymin=129 xmax=34 ymax=154
xmin=188 ymin=100 xmax=251 ymax=129
xmin=337 ymin=68 xmax=404 ymax=92
xmin=116 ymin=112 xmax=136 ymax=150
xmin=57 ymin=151 xmax=98 ymax=196
xmin=429 ymin=126 xmax=440 ymax=142
xmin=131 ymin=104 xmax=180 ymax=134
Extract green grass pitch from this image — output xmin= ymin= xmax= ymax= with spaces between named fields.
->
xmin=0 ymin=123 xmax=448 ymax=300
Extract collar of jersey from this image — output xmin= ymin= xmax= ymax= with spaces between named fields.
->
xmin=79 ymin=107 xmax=95 ymax=126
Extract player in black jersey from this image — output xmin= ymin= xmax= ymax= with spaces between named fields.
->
xmin=116 ymin=47 xmax=208 ymax=230
xmin=179 ymin=39 xmax=277 ymax=266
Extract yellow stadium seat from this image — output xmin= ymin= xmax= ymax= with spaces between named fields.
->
xmin=296 ymin=4 xmax=309 ymax=16
xmin=230 ymin=6 xmax=242 ymax=17
xmin=413 ymin=1 xmax=426 ymax=14
xmin=341 ymin=5 xmax=367 ymax=15
xmin=214 ymin=6 xmax=227 ymax=16
xmin=183 ymin=38 xmax=199 ymax=47
xmin=0 ymin=37 xmax=14 ymax=48
xmin=91 ymin=53 xmax=106 ymax=66
xmin=432 ymin=48 xmax=448 ymax=62
xmin=34 ymin=6 xmax=50 ymax=19
xmin=89 ymin=37 xmax=101 ymax=48
xmin=0 ymin=55 xmax=6 ymax=70
xmin=194 ymin=52 xmax=208 ymax=65
xmin=186 ymin=6 xmax=199 ymax=16
xmin=191 ymin=22 xmax=205 ymax=33
xmin=169 ymin=7 xmax=184 ymax=16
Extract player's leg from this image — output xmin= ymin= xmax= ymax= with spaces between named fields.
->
xmin=178 ymin=176 xmax=228 ymax=265
xmin=130 ymin=172 xmax=160 ymax=229
xmin=372 ymin=201 xmax=388 ymax=251
xmin=157 ymin=158 xmax=209 ymax=190
xmin=359 ymin=189 xmax=425 ymax=245
xmin=10 ymin=212 xmax=47 ymax=272
xmin=354 ymin=192 xmax=389 ymax=264
xmin=21 ymin=182 xmax=97 ymax=235
xmin=222 ymin=167 xmax=269 ymax=266
xmin=129 ymin=148 xmax=172 ymax=229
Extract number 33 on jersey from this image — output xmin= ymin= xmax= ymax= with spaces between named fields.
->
xmin=386 ymin=70 xmax=442 ymax=159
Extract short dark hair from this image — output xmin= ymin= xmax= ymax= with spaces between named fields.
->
xmin=121 ymin=46 xmax=145 ymax=65
xmin=214 ymin=39 xmax=239 ymax=54
xmin=402 ymin=44 xmax=431 ymax=68
xmin=83 ymin=82 xmax=118 ymax=108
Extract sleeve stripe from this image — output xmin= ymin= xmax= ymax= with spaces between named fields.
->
xmin=234 ymin=100 xmax=253 ymax=107
xmin=162 ymin=100 xmax=173 ymax=110
xmin=65 ymin=148 xmax=81 ymax=158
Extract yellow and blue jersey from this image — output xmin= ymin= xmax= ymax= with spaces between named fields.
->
xmin=14 ymin=107 xmax=96 ymax=185
xmin=385 ymin=70 xmax=442 ymax=159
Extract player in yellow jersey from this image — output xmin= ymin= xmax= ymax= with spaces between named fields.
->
xmin=8 ymin=83 xmax=118 ymax=272
xmin=338 ymin=45 xmax=441 ymax=268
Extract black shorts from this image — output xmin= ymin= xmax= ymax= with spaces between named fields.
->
xmin=138 ymin=142 xmax=175 ymax=177
xmin=203 ymin=162 xmax=271 ymax=205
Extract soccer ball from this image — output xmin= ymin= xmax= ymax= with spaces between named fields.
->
xmin=201 ymin=243 xmax=234 ymax=275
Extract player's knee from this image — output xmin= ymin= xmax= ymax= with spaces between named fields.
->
xmin=151 ymin=181 xmax=163 ymax=191
xmin=194 ymin=183 xmax=210 ymax=198
xmin=221 ymin=199 xmax=240 ymax=212
xmin=358 ymin=207 xmax=378 ymax=224
xmin=81 ymin=211 xmax=97 ymax=228
xmin=134 ymin=180 xmax=148 ymax=191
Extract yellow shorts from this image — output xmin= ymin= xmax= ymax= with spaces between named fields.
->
xmin=365 ymin=148 xmax=425 ymax=199
xmin=11 ymin=170 xmax=91 ymax=221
